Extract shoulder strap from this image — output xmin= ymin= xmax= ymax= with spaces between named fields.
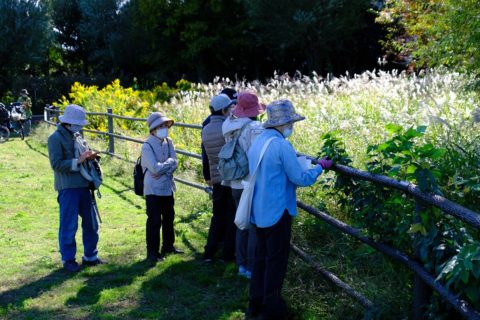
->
xmin=145 ymin=141 xmax=155 ymax=157
xmin=250 ymin=137 xmax=276 ymax=180
xmin=166 ymin=138 xmax=171 ymax=158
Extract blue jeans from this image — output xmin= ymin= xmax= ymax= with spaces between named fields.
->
xmin=58 ymin=188 xmax=99 ymax=263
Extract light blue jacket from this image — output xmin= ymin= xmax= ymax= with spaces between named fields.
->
xmin=141 ymin=135 xmax=178 ymax=196
xmin=248 ymin=128 xmax=323 ymax=228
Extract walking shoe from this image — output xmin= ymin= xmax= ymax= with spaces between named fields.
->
xmin=146 ymin=253 xmax=164 ymax=263
xmin=82 ymin=258 xmax=107 ymax=267
xmin=202 ymin=256 xmax=214 ymax=263
xmin=238 ymin=265 xmax=252 ymax=279
xmin=161 ymin=247 xmax=184 ymax=256
xmin=63 ymin=260 xmax=80 ymax=273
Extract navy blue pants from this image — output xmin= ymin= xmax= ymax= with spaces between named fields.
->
xmin=249 ymin=211 xmax=291 ymax=319
xmin=58 ymin=188 xmax=99 ymax=263
xmin=204 ymin=184 xmax=236 ymax=260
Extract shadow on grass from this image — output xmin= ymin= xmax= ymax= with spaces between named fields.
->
xmin=128 ymin=258 xmax=248 ymax=320
xmin=101 ymin=181 xmax=143 ymax=210
xmin=0 ymin=268 xmax=74 ymax=307
xmin=24 ymin=140 xmax=48 ymax=158
xmin=107 ymin=175 xmax=135 ymax=194
xmin=66 ymin=259 xmax=157 ymax=307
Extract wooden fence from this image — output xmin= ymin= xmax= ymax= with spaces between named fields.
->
xmin=44 ymin=107 xmax=480 ymax=319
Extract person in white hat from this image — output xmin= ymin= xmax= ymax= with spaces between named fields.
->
xmin=141 ymin=111 xmax=183 ymax=263
xmin=245 ymin=99 xmax=332 ymax=319
xmin=47 ymin=104 xmax=105 ymax=272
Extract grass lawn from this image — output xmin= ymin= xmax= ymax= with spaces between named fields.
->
xmin=0 ymin=131 xmax=411 ymax=319
xmin=0 ymin=136 xmax=248 ymax=320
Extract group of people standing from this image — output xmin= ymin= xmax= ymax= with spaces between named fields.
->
xmin=47 ymin=88 xmax=332 ymax=320
xmin=198 ymin=89 xmax=332 ymax=319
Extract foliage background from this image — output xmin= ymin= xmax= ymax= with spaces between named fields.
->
xmin=45 ymin=69 xmax=480 ymax=317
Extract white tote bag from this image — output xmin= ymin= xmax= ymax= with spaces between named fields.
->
xmin=234 ymin=137 xmax=275 ymax=230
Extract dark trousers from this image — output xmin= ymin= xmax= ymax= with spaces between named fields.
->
xmin=249 ymin=211 xmax=292 ymax=319
xmin=232 ymin=188 xmax=256 ymax=271
xmin=145 ymin=195 xmax=175 ymax=255
xmin=204 ymin=184 xmax=236 ymax=259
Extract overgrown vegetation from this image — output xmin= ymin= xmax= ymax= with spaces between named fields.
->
xmin=30 ymin=69 xmax=479 ymax=318
xmin=377 ymin=0 xmax=480 ymax=79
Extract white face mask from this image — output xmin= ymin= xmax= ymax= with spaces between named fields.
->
xmin=283 ymin=127 xmax=293 ymax=138
xmin=69 ymin=124 xmax=83 ymax=132
xmin=155 ymin=128 xmax=168 ymax=139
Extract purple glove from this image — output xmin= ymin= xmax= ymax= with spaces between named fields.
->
xmin=318 ymin=156 xmax=333 ymax=170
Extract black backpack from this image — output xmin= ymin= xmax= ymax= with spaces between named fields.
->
xmin=133 ymin=142 xmax=154 ymax=196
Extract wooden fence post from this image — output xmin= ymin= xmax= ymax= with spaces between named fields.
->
xmin=107 ymin=108 xmax=114 ymax=154
xmin=412 ymin=199 xmax=432 ymax=319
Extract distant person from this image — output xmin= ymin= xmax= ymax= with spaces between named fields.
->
xmin=221 ymin=91 xmax=265 ymax=278
xmin=47 ymin=104 xmax=105 ymax=272
xmin=246 ymin=100 xmax=333 ymax=319
xmin=141 ymin=112 xmax=183 ymax=262
xmin=201 ymin=94 xmax=236 ymax=262
xmin=17 ymin=89 xmax=32 ymax=136
xmin=201 ymin=88 xmax=237 ymax=187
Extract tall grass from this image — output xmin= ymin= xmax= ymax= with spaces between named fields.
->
xmin=40 ymin=68 xmax=479 ymax=318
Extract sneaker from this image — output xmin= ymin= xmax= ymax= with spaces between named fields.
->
xmin=239 ymin=265 xmax=247 ymax=274
xmin=63 ymin=260 xmax=80 ymax=273
xmin=161 ymin=247 xmax=184 ymax=256
xmin=238 ymin=265 xmax=252 ymax=279
xmin=146 ymin=253 xmax=164 ymax=263
xmin=82 ymin=258 xmax=107 ymax=267
xmin=202 ymin=256 xmax=214 ymax=263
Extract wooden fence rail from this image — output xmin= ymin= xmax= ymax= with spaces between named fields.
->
xmin=43 ymin=107 xmax=480 ymax=319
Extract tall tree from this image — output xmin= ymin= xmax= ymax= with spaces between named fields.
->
xmin=118 ymin=0 xmax=250 ymax=83
xmin=242 ymin=0 xmax=378 ymax=75
xmin=378 ymin=0 xmax=480 ymax=76
xmin=50 ymin=0 xmax=86 ymax=74
xmin=0 ymin=0 xmax=52 ymax=93
xmin=77 ymin=0 xmax=120 ymax=75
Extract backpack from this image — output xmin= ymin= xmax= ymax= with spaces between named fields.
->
xmin=133 ymin=142 xmax=154 ymax=196
xmin=217 ymin=122 xmax=250 ymax=181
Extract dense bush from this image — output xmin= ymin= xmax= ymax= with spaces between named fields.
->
xmin=320 ymin=125 xmax=480 ymax=316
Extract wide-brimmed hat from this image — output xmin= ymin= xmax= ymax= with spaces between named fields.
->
xmin=210 ymin=94 xmax=233 ymax=111
xmin=147 ymin=112 xmax=174 ymax=132
xmin=59 ymin=104 xmax=88 ymax=126
xmin=232 ymin=91 xmax=265 ymax=118
xmin=263 ymin=99 xmax=305 ymax=128
xmin=20 ymin=89 xmax=29 ymax=95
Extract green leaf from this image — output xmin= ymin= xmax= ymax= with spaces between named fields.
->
xmin=408 ymin=223 xmax=427 ymax=236
xmin=385 ymin=123 xmax=403 ymax=134
xmin=406 ymin=165 xmax=417 ymax=174
xmin=430 ymin=148 xmax=446 ymax=160
xmin=460 ymin=270 xmax=470 ymax=284
xmin=416 ymin=126 xmax=427 ymax=134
